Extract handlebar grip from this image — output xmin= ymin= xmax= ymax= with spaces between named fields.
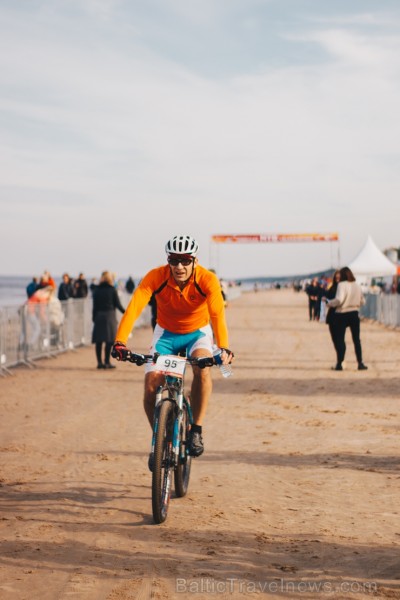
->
xmin=127 ymin=352 xmax=142 ymax=364
xmin=127 ymin=352 xmax=153 ymax=365
xmin=195 ymin=357 xmax=215 ymax=369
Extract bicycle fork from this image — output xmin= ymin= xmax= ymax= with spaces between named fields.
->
xmin=150 ymin=387 xmax=184 ymax=469
xmin=150 ymin=386 xmax=164 ymax=462
xmin=173 ymin=391 xmax=184 ymax=465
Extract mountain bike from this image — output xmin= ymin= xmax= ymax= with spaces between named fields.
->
xmin=123 ymin=351 xmax=215 ymax=524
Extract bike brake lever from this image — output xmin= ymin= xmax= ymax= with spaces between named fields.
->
xmin=126 ymin=352 xmax=139 ymax=364
xmin=133 ymin=353 xmax=146 ymax=365
xmin=196 ymin=357 xmax=214 ymax=369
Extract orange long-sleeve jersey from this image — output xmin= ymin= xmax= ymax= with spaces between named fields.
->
xmin=115 ymin=264 xmax=229 ymax=348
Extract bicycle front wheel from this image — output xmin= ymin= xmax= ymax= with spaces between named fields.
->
xmin=152 ymin=399 xmax=174 ymax=524
xmin=174 ymin=400 xmax=192 ymax=497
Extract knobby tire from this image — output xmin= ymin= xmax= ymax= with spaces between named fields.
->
xmin=152 ymin=399 xmax=174 ymax=524
xmin=174 ymin=401 xmax=192 ymax=498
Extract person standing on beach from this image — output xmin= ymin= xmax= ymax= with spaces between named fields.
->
xmin=125 ymin=276 xmax=135 ymax=294
xmin=26 ymin=277 xmax=39 ymax=298
xmin=92 ymin=271 xmax=125 ymax=369
xmin=74 ymin=273 xmax=88 ymax=298
xmin=305 ymin=278 xmax=320 ymax=321
xmin=111 ymin=234 xmax=234 ymax=462
xmin=39 ymin=271 xmax=56 ymax=291
xmin=325 ymin=266 xmax=368 ymax=371
xmin=58 ymin=274 xmax=74 ymax=301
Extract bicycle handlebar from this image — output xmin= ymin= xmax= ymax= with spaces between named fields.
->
xmin=122 ymin=351 xmax=215 ymax=369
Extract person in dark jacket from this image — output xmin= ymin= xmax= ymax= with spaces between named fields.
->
xmin=58 ymin=273 xmax=74 ymax=301
xmin=125 ymin=276 xmax=135 ymax=294
xmin=92 ymin=271 xmax=125 ymax=369
xmin=74 ymin=273 xmax=88 ymax=298
xmin=305 ymin=277 xmax=320 ymax=321
xmin=26 ymin=276 xmax=39 ymax=298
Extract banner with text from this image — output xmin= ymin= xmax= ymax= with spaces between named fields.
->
xmin=211 ymin=233 xmax=339 ymax=244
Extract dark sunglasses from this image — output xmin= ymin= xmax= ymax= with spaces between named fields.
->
xmin=168 ymin=255 xmax=193 ymax=267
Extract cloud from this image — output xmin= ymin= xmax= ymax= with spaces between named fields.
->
xmin=304 ymin=28 xmax=400 ymax=69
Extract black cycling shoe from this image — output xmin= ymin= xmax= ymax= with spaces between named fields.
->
xmin=332 ymin=364 xmax=343 ymax=371
xmin=358 ymin=363 xmax=368 ymax=371
xmin=188 ymin=430 xmax=204 ymax=457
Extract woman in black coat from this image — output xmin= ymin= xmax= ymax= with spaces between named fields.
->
xmin=92 ymin=271 xmax=125 ymax=369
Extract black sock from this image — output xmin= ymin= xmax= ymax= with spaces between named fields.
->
xmin=191 ymin=424 xmax=202 ymax=434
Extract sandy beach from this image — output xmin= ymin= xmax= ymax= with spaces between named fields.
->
xmin=0 ymin=289 xmax=399 ymax=599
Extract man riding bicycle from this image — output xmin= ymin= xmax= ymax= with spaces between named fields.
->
xmin=112 ymin=234 xmax=233 ymax=461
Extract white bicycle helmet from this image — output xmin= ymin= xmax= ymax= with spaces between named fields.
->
xmin=165 ymin=235 xmax=199 ymax=256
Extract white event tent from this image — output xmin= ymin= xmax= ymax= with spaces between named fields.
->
xmin=347 ymin=235 xmax=397 ymax=284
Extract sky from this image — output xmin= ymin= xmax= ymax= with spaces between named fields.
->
xmin=1 ymin=0 xmax=400 ymax=280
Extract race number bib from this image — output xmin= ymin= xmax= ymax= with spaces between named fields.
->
xmin=155 ymin=354 xmax=186 ymax=378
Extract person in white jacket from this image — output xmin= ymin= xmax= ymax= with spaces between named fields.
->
xmin=325 ymin=266 xmax=368 ymax=371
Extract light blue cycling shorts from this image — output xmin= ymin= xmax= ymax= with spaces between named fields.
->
xmin=145 ymin=324 xmax=214 ymax=374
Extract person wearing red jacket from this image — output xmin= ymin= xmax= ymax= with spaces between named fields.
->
xmin=39 ymin=271 xmax=56 ymax=291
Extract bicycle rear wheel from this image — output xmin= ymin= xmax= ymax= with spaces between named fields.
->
xmin=152 ymin=399 xmax=174 ymax=524
xmin=174 ymin=400 xmax=192 ymax=497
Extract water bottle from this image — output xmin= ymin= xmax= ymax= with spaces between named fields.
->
xmin=212 ymin=347 xmax=233 ymax=378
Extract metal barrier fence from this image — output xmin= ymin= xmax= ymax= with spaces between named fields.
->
xmin=361 ymin=292 xmax=400 ymax=328
xmin=0 ymin=293 xmax=151 ymax=376
xmin=1 ymin=289 xmax=395 ymax=375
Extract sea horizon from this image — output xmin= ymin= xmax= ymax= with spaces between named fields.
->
xmin=0 ymin=268 xmax=335 ymax=309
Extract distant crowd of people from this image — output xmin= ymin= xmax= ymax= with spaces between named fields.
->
xmin=23 ymin=271 xmax=137 ymax=356
xmin=26 ymin=271 xmax=90 ymax=301
xmin=26 ymin=272 xmax=138 ymax=302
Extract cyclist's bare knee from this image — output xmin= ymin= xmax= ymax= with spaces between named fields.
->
xmin=192 ymin=365 xmax=212 ymax=386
